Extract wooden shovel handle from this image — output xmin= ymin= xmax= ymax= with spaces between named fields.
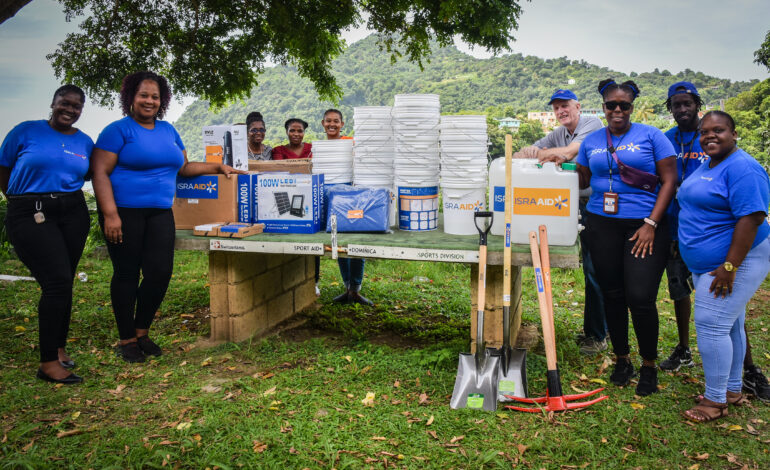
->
xmin=503 ymin=134 xmax=513 ymax=307
xmin=529 ymin=231 xmax=557 ymax=371
xmin=476 ymin=244 xmax=488 ymax=347
xmin=539 ymin=225 xmax=555 ymax=330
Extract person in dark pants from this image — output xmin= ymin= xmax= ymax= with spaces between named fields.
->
xmin=92 ymin=71 xmax=243 ymax=363
xmin=0 ymin=85 xmax=93 ymax=384
xmin=575 ymin=79 xmax=677 ymax=396
xmin=322 ymin=109 xmax=372 ymax=306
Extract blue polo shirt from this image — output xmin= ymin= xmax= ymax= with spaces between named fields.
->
xmin=0 ymin=120 xmax=93 ymax=195
xmin=677 ymin=148 xmax=770 ymax=274
xmin=664 ymin=126 xmax=709 ymax=240
xmin=576 ymin=123 xmax=675 ymax=219
xmin=95 ymin=117 xmax=185 ymax=209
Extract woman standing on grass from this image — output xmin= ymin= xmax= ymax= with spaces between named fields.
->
xmin=678 ymin=111 xmax=770 ymax=422
xmin=0 ymin=85 xmax=93 ymax=384
xmin=575 ymin=78 xmax=677 ymax=396
xmin=92 ymin=71 xmax=243 ymax=363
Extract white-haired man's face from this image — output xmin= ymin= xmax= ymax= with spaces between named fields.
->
xmin=551 ymin=99 xmax=581 ymax=131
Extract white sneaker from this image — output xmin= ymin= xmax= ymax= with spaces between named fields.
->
xmin=315 ymin=283 xmax=321 ymax=296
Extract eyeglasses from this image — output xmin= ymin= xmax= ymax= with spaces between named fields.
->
xmin=249 ymin=128 xmax=266 ymax=134
xmin=604 ymin=101 xmax=632 ymax=111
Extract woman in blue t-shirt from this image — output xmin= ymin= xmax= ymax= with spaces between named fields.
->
xmin=0 ymin=85 xmax=94 ymax=385
xmin=92 ymin=71 xmax=243 ymax=363
xmin=576 ymin=79 xmax=677 ymax=396
xmin=678 ymin=111 xmax=770 ymax=422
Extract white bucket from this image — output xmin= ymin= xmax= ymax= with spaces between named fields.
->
xmin=441 ymin=176 xmax=487 ymax=188
xmin=442 ymin=186 xmax=487 ymax=235
xmin=312 ymin=139 xmax=354 ymax=151
xmin=438 ymin=134 xmax=488 ymax=145
xmin=397 ymin=185 xmax=439 ymax=231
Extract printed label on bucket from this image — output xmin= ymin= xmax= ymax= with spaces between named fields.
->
xmin=398 ymin=186 xmax=438 ymax=231
xmin=466 ymin=393 xmax=484 ymax=409
xmin=513 ymin=188 xmax=570 ymax=217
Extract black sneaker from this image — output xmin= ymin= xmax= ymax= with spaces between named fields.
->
xmin=636 ymin=365 xmax=659 ymax=396
xmin=137 ymin=335 xmax=163 ymax=357
xmin=117 ymin=342 xmax=146 ymax=363
xmin=659 ymin=345 xmax=694 ymax=371
xmin=610 ymin=359 xmax=637 ymax=386
xmin=743 ymin=365 xmax=770 ymax=403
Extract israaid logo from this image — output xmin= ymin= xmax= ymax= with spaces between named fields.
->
xmin=513 ymin=188 xmax=570 ymax=217
xmin=444 ymin=200 xmax=484 ymax=211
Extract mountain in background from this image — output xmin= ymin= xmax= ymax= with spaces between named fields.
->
xmin=175 ymin=34 xmax=758 ymax=160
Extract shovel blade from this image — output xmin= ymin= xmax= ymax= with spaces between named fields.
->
xmin=450 ymin=351 xmax=501 ymax=411
xmin=497 ymin=348 xmax=528 ymax=402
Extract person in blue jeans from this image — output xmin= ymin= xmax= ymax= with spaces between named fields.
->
xmin=321 ymin=109 xmax=372 ymax=306
xmin=678 ymin=111 xmax=770 ymax=422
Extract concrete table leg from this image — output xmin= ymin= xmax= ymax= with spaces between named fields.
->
xmin=470 ymin=264 xmax=523 ymax=353
xmin=208 ymin=251 xmax=317 ymax=342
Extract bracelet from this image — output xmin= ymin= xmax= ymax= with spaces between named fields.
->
xmin=643 ymin=217 xmax=658 ymax=228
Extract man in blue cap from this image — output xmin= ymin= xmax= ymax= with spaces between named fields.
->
xmin=515 ymin=89 xmax=607 ymax=355
xmin=660 ymin=81 xmax=770 ymax=402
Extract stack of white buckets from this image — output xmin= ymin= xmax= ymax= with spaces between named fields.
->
xmin=439 ymin=115 xmax=489 ymax=235
xmin=311 ymin=139 xmax=354 ymax=184
xmin=392 ymin=94 xmax=441 ymax=231
xmin=352 ymin=107 xmax=397 ymax=227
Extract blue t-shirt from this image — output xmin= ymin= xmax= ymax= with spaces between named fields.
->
xmin=664 ymin=126 xmax=709 ymax=240
xmin=576 ymin=123 xmax=675 ymax=219
xmin=95 ymin=117 xmax=185 ymax=209
xmin=678 ymin=148 xmax=770 ymax=274
xmin=0 ymin=120 xmax=93 ymax=195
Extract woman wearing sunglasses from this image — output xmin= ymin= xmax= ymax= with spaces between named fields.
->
xmin=575 ymin=79 xmax=677 ymax=396
xmin=246 ymin=112 xmax=272 ymax=161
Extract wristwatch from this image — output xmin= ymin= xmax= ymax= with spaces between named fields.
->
xmin=643 ymin=217 xmax=658 ymax=228
xmin=722 ymin=261 xmax=736 ymax=272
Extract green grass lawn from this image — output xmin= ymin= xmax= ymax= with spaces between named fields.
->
xmin=1 ymin=250 xmax=769 ymax=469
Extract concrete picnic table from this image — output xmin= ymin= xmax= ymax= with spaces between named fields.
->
xmin=175 ymin=217 xmax=579 ymax=347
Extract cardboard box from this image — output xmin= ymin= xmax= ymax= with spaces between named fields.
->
xmin=216 ymin=223 xmax=265 ymax=238
xmin=202 ymin=125 xmax=249 ymax=172
xmin=173 ymin=174 xmax=255 ymax=229
xmin=193 ymin=222 xmax=226 ymax=236
xmin=248 ymin=159 xmax=312 ymax=174
xmin=256 ymin=173 xmax=323 ymax=233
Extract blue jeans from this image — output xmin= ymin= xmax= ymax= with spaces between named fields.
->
xmin=694 ymin=236 xmax=770 ymax=403
xmin=338 ymin=258 xmax=365 ymax=292
xmin=579 ymin=200 xmax=607 ymax=341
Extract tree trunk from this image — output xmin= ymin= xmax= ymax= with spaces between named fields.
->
xmin=0 ymin=0 xmax=34 ymax=25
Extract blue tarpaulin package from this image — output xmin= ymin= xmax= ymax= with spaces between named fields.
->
xmin=326 ymin=185 xmax=391 ymax=232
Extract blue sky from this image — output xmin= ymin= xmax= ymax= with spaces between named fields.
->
xmin=1 ymin=0 xmax=768 ymax=139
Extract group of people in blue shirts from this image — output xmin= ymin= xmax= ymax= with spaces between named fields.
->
xmin=2 ymin=71 xmax=769 ymax=424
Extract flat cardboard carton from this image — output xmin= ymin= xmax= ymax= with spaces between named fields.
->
xmin=216 ymin=223 xmax=265 ymax=238
xmin=248 ymin=159 xmax=312 ymax=174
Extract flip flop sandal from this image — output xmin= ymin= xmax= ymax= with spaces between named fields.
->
xmin=682 ymin=401 xmax=728 ymax=423
xmin=694 ymin=392 xmax=749 ymax=406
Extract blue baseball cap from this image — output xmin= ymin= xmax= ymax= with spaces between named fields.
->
xmin=668 ymin=81 xmax=699 ymax=99
xmin=548 ymin=89 xmax=578 ymax=105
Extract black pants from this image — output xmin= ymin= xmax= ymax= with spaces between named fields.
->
xmin=6 ymin=191 xmax=90 ymax=362
xmin=585 ymin=212 xmax=670 ymax=361
xmin=99 ymin=207 xmax=175 ymax=340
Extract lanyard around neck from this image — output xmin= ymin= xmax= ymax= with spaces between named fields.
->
xmin=675 ymin=129 xmax=698 ymax=185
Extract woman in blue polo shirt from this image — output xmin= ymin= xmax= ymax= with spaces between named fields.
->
xmin=92 ymin=71 xmax=242 ymax=363
xmin=679 ymin=111 xmax=770 ymax=422
xmin=576 ymin=79 xmax=677 ymax=396
xmin=0 ymin=85 xmax=93 ymax=384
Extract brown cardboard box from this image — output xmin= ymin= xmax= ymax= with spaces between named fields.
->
xmin=193 ymin=223 xmax=226 ymax=236
xmin=216 ymin=223 xmax=265 ymax=238
xmin=248 ymin=159 xmax=312 ymax=174
xmin=173 ymin=175 xmax=239 ymax=230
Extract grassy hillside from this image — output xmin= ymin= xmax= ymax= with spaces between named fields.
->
xmin=174 ymin=34 xmax=758 ymax=160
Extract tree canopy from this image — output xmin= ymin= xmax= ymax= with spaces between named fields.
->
xmin=755 ymin=30 xmax=770 ymax=72
xmin=43 ymin=0 xmax=526 ymax=106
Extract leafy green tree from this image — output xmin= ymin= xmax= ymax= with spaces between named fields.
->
xmin=43 ymin=0 xmax=527 ymax=106
xmin=726 ymin=78 xmax=770 ymax=167
xmin=632 ymin=97 xmax=656 ymax=123
xmin=754 ymin=30 xmax=770 ymax=72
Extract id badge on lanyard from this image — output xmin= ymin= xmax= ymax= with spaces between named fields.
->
xmin=603 ymin=192 xmax=618 ymax=214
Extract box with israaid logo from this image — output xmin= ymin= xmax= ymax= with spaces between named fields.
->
xmin=172 ymin=174 xmax=256 ymax=229
xmin=202 ymin=125 xmax=249 ymax=172
xmin=256 ymin=172 xmax=323 ymax=233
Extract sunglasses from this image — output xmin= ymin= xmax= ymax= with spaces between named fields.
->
xmin=604 ymin=101 xmax=633 ymax=111
xmin=249 ymin=128 xmax=266 ymax=134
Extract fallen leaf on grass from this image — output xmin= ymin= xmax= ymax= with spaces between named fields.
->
xmin=589 ymin=378 xmax=606 ymax=385
xmin=201 ymin=385 xmax=221 ymax=394
xmin=252 ymin=441 xmax=267 ymax=453
xmin=371 ymin=436 xmax=387 ymax=441
xmin=176 ymin=422 xmax=191 ymax=431
xmin=426 ymin=415 xmax=434 ymax=426
xmin=359 ymin=366 xmax=372 ymax=374
xmin=450 ymin=435 xmax=465 ymax=444
xmin=263 ymin=386 xmax=277 ymax=397
xmin=70 ymin=411 xmax=81 ymax=420
xmin=393 ymin=380 xmax=400 ymax=388
xmin=163 ymin=372 xmax=173 ymax=378
xmin=200 ymin=357 xmax=212 ymax=367
xmin=107 ymin=384 xmax=127 ymax=395
xmin=516 ymin=444 xmax=528 ymax=454
xmin=427 ymin=431 xmax=438 ymax=439
xmin=727 ymin=424 xmax=742 ymax=432
xmin=418 ymin=393 xmax=429 ymax=405
xmin=56 ymin=429 xmax=85 ymax=438
xmin=179 ymin=361 xmax=188 ymax=366
xmin=744 ymin=424 xmax=759 ymax=435
xmin=343 ymin=356 xmax=352 ymax=363
xmin=688 ymin=464 xmax=700 ymax=470
xmin=692 ymin=453 xmax=709 ymax=461
xmin=14 ymin=326 xmax=26 ymax=332
xmin=630 ymin=403 xmax=645 ymax=410
xmin=361 ymin=392 xmax=375 ymax=407
xmin=570 ymin=384 xmax=588 ymax=394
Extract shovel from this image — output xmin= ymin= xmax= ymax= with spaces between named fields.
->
xmin=450 ymin=211 xmax=500 ymax=411
xmin=498 ymin=134 xmax=528 ymax=401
